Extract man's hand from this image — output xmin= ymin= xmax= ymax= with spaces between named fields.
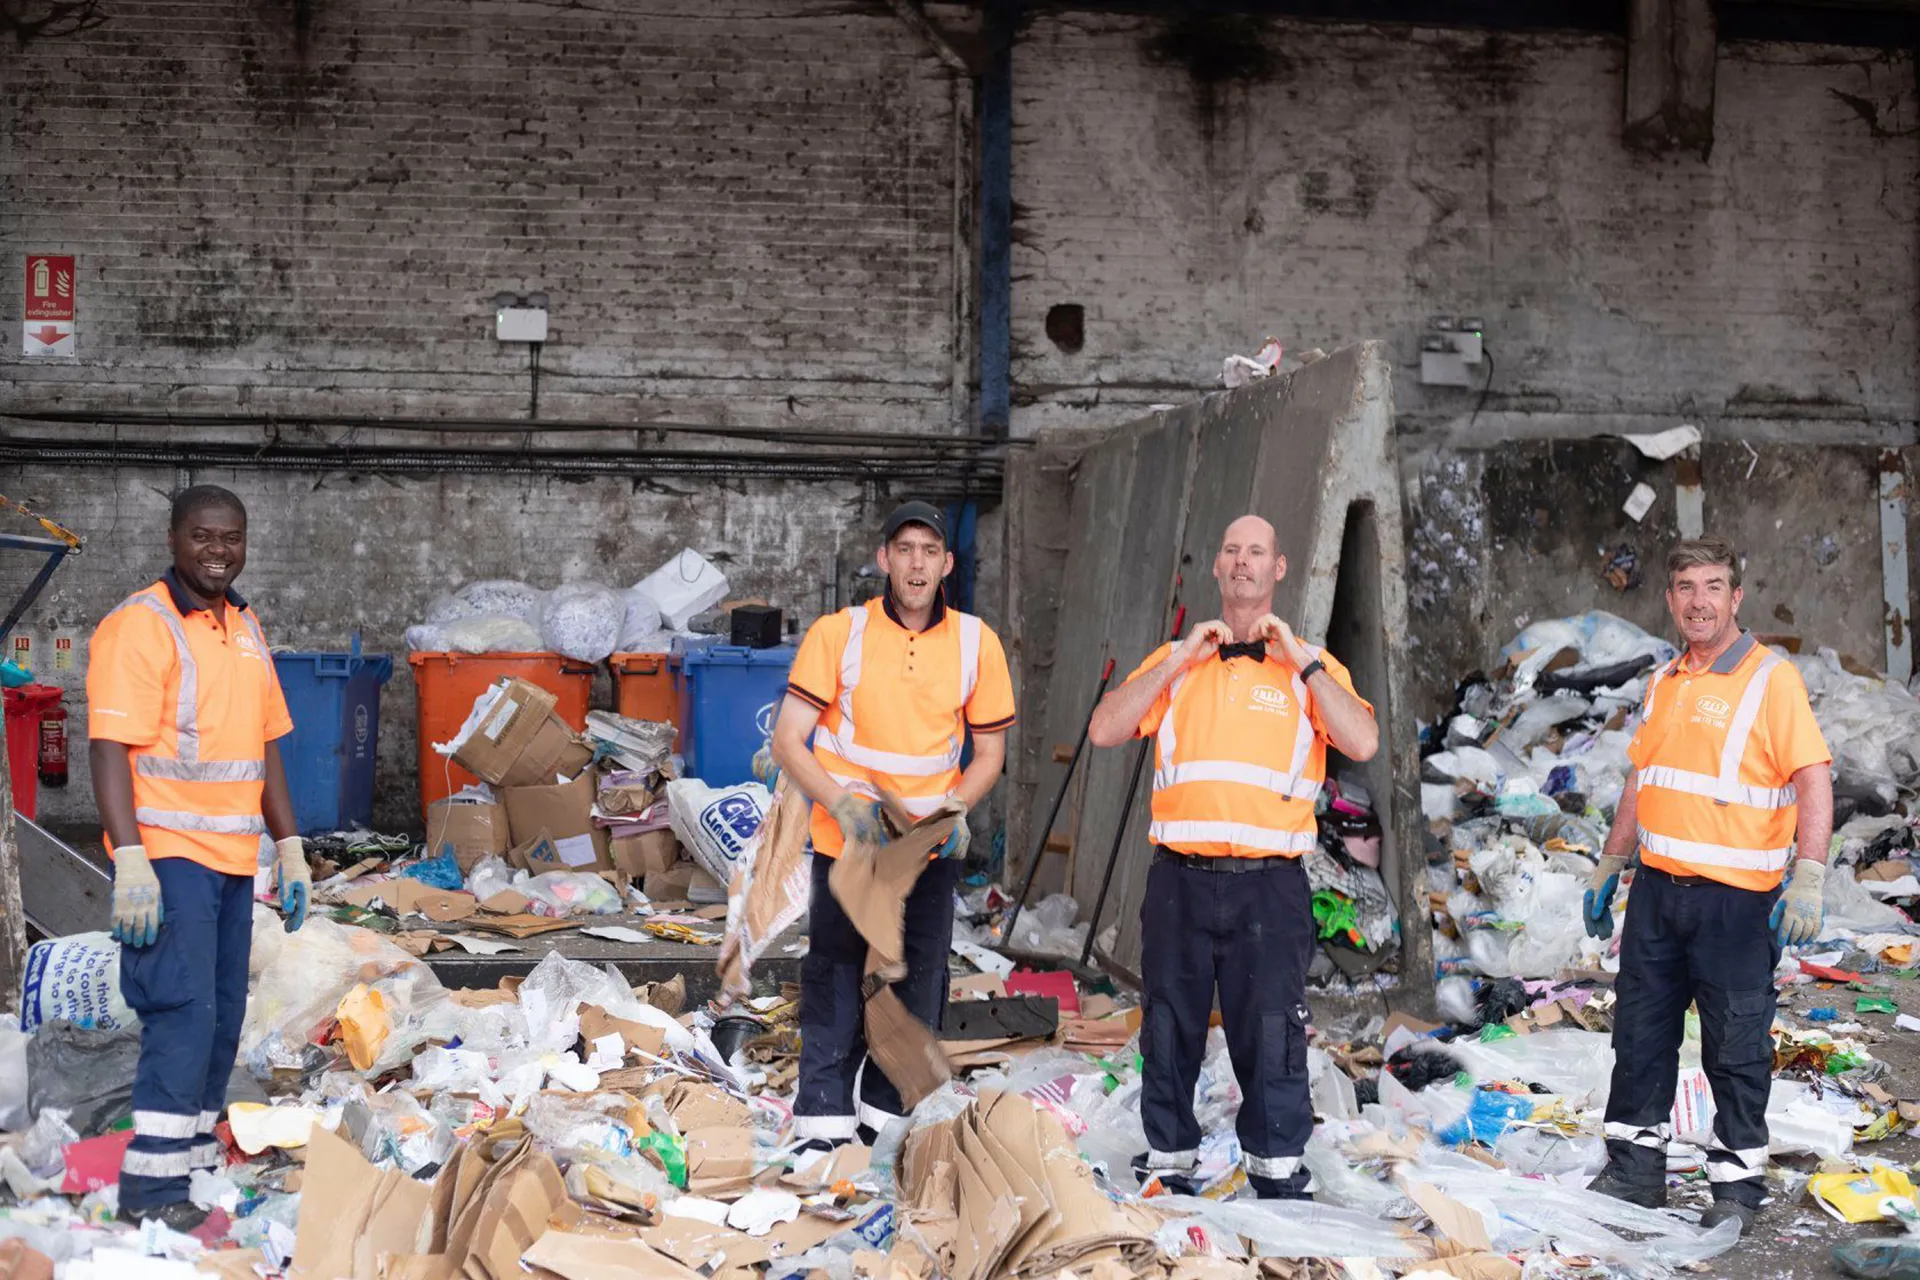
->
xmin=1771 ymin=860 xmax=1828 ymax=948
xmin=110 ymin=845 xmax=163 ymax=948
xmin=828 ymin=793 xmax=886 ymax=849
xmin=1252 ymin=615 xmax=1315 ymax=670
xmin=1175 ymin=620 xmax=1231 ymax=669
xmin=1583 ymin=854 xmax=1627 ymax=939
xmin=276 ymin=837 xmax=312 ymax=933
xmin=936 ymin=800 xmax=971 ymax=860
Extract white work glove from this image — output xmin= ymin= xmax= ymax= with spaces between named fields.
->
xmin=110 ymin=845 xmax=163 ymax=948
xmin=935 ymin=801 xmax=971 ymax=860
xmin=1771 ymin=860 xmax=1828 ymax=948
xmin=276 ymin=837 xmax=312 ymax=933
xmin=828 ymin=793 xmax=886 ymax=849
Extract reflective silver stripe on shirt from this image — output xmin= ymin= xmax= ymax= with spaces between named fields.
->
xmin=821 ymin=772 xmax=951 ymax=817
xmin=817 ymin=602 xmax=979 ymax=779
xmin=135 ymin=807 xmax=269 ymax=836
xmin=1147 ymin=820 xmax=1316 ymax=855
xmin=108 ymin=592 xmax=202 ymax=764
xmin=1636 ymin=764 xmax=1796 ymax=810
xmin=136 ymin=756 xmax=267 ymax=783
xmin=1637 ymin=826 xmax=1791 ymax=873
xmin=1152 ymin=759 xmax=1322 ymax=801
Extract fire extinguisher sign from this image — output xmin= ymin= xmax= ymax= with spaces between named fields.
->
xmin=23 ymin=253 xmax=76 ymax=359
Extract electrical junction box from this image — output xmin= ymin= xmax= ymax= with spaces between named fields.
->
xmin=1419 ymin=314 xmax=1484 ymax=387
xmin=496 ymin=306 xmax=548 ymax=343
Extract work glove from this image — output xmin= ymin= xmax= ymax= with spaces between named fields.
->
xmin=1583 ymin=854 xmax=1628 ymax=940
xmin=276 ymin=837 xmax=312 ymax=933
xmin=1770 ymin=859 xmax=1828 ymax=949
xmin=936 ymin=801 xmax=971 ymax=860
xmin=751 ymin=745 xmax=781 ymax=792
xmin=828 ymin=793 xmax=886 ymax=850
xmin=110 ymin=844 xmax=163 ymax=949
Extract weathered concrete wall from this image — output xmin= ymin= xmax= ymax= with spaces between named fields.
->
xmin=1009 ymin=13 xmax=1919 ymax=715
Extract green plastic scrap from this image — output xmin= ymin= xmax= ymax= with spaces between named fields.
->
xmin=1479 ymin=1023 xmax=1518 ymax=1043
xmin=1312 ymin=890 xmax=1362 ymax=943
xmin=637 ymin=1130 xmax=687 ymax=1189
xmin=1856 ymin=997 xmax=1899 ymax=1015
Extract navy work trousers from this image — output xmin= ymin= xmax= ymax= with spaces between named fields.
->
xmin=118 ymin=857 xmax=253 ymax=1212
xmin=794 ymin=850 xmax=961 ymax=1140
xmin=1139 ymin=851 xmax=1315 ymax=1180
xmin=1603 ymin=865 xmax=1781 ymax=1208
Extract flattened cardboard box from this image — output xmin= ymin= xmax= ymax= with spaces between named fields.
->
xmin=427 ymin=798 xmax=511 ymax=873
xmin=611 ymin=829 xmax=680 ymax=880
xmin=505 ymin=770 xmax=612 ymax=871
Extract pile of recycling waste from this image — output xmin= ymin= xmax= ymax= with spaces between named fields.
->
xmin=5 ymin=611 xmax=1920 ymax=1278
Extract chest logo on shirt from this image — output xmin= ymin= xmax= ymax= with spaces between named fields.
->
xmin=1690 ymin=695 xmax=1730 ymax=728
xmin=1250 ymin=685 xmax=1291 ymax=715
xmin=235 ymin=631 xmax=263 ymax=660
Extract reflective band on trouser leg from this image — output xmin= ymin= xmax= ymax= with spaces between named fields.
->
xmin=858 ymin=1099 xmax=905 ymax=1134
xmin=189 ymin=1140 xmax=224 ymax=1171
xmin=1705 ymin=1144 xmax=1769 ymax=1183
xmin=133 ymin=1110 xmax=201 ymax=1140
xmin=1243 ymin=1153 xmax=1302 ymax=1179
xmin=1636 ymin=828 xmax=1791 ymax=875
xmin=134 ymin=808 xmax=270 ymax=836
xmin=122 ymin=1149 xmax=196 ymax=1179
xmin=1604 ymin=1121 xmax=1672 ymax=1150
xmin=197 ymin=1110 xmax=220 ymax=1135
xmin=792 ymin=1114 xmax=858 ymax=1142
xmin=1146 ymin=1148 xmax=1197 ymax=1172
xmin=1146 ymin=821 xmax=1317 ymax=855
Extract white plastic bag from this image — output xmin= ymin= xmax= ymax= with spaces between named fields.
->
xmin=523 ymin=871 xmax=623 ymax=917
xmin=0 ymin=1024 xmax=29 ymax=1130
xmin=618 ymin=588 xmax=664 ymax=651
xmin=438 ymin=614 xmax=544 ymax=654
xmin=667 ymin=777 xmax=770 ymax=889
xmin=541 ymin=582 xmax=624 ymax=663
xmin=18 ymin=933 xmax=138 ymax=1033
xmin=635 ymin=549 xmax=729 ymax=631
xmin=452 ymin=580 xmax=547 ymax=624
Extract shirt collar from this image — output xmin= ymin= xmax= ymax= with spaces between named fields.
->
xmin=162 ymin=567 xmax=247 ymax=616
xmin=1672 ymin=629 xmax=1755 ymax=676
xmin=881 ymin=587 xmax=947 ymax=633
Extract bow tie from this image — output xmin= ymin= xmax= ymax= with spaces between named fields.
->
xmin=1217 ymin=639 xmax=1266 ymax=662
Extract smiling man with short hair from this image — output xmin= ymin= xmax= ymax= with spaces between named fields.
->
xmin=1583 ymin=534 xmax=1833 ymax=1235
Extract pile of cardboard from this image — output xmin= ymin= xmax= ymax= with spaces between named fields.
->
xmin=426 ymin=679 xmax=725 ymax=904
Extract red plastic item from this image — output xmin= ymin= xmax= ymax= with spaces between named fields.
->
xmin=60 ymin=1129 xmax=135 ymax=1194
xmin=3 ymin=684 xmax=62 ymax=819
xmin=1801 ymin=960 xmax=1866 ymax=984
xmin=1007 ymin=968 xmax=1081 ymax=1016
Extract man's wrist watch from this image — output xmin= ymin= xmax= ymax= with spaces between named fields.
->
xmin=1299 ymin=659 xmax=1326 ymax=683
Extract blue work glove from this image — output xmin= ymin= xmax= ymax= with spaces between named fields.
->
xmin=751 ymin=745 xmax=781 ymax=793
xmin=1770 ymin=859 xmax=1828 ymax=948
xmin=110 ymin=844 xmax=164 ymax=948
xmin=276 ymin=836 xmax=312 ymax=933
xmin=828 ymin=794 xmax=886 ymax=849
xmin=1583 ymin=854 xmax=1627 ymax=940
xmin=936 ymin=802 xmax=971 ymax=860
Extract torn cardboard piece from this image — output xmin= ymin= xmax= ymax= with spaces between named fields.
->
xmin=505 ymin=770 xmax=612 ymax=871
xmin=450 ymin=679 xmax=594 ymax=789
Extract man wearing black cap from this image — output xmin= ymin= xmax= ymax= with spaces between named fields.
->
xmin=771 ymin=501 xmax=1018 ymax=1145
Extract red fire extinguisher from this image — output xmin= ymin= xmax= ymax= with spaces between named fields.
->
xmin=39 ymin=696 xmax=67 ymax=788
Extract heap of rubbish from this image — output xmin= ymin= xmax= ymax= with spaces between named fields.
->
xmin=8 ymin=614 xmax=1920 ymax=1278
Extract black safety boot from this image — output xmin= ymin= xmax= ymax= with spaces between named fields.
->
xmin=120 ymin=1200 xmax=211 ymax=1232
xmin=1586 ymin=1162 xmax=1668 ymax=1209
xmin=1130 ymin=1151 xmax=1201 ymax=1197
xmin=1699 ymin=1197 xmax=1758 ymax=1237
xmin=1249 ymin=1170 xmax=1313 ymax=1201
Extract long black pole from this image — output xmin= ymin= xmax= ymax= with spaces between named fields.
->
xmin=1002 ymin=657 xmax=1115 ymax=945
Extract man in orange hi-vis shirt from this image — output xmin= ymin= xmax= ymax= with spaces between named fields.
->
xmin=1088 ymin=514 xmax=1378 ymax=1201
xmin=1583 ymin=535 xmax=1833 ymax=1237
xmin=770 ymin=501 xmax=1016 ymax=1148
xmin=87 ymin=485 xmax=311 ymax=1231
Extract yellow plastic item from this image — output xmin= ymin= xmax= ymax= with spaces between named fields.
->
xmin=1808 ymin=1166 xmax=1917 ymax=1223
xmin=337 ymin=983 xmax=391 ymax=1071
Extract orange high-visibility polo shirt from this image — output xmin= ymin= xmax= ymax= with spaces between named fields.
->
xmin=1628 ymin=631 xmax=1829 ymax=891
xmin=87 ymin=571 xmax=294 ymax=876
xmin=787 ymin=595 xmax=1016 ymax=857
xmin=1130 ymin=639 xmax=1369 ymax=859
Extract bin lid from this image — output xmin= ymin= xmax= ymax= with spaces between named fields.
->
xmin=681 ymin=643 xmax=798 ymax=667
xmin=3 ymin=684 xmax=63 ymax=714
xmin=274 ymin=650 xmax=396 ymax=682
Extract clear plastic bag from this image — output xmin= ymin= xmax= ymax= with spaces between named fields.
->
xmin=437 ymin=614 xmax=544 ymax=654
xmin=240 ymin=917 xmax=439 ymax=1064
xmin=618 ymin=588 xmax=664 ymax=652
xmin=452 ymin=580 xmax=547 ymax=624
xmin=1153 ymin=1194 xmax=1427 ymax=1260
xmin=523 ymin=870 xmax=623 ymax=917
xmin=1003 ymin=893 xmax=1088 ymax=957
xmin=0 ymin=1023 xmax=30 ymax=1131
xmin=1440 ymin=1027 xmax=1615 ymax=1104
xmin=465 ymin=854 xmax=519 ymax=902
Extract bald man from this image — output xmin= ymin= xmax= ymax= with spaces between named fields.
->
xmin=1090 ymin=516 xmax=1378 ymax=1200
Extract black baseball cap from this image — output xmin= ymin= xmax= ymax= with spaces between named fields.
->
xmin=881 ymin=500 xmax=948 ymax=545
